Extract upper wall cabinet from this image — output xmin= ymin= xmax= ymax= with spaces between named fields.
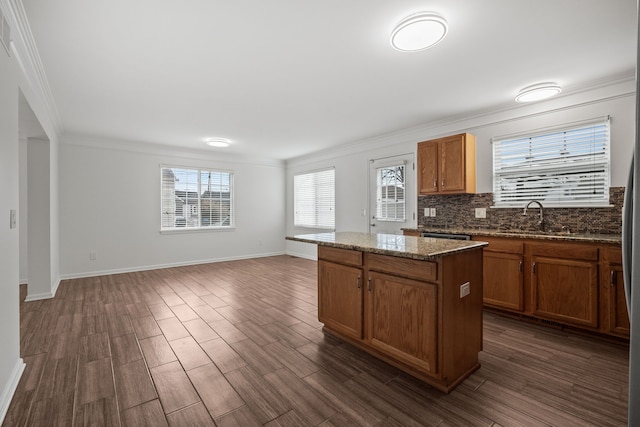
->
xmin=417 ymin=133 xmax=476 ymax=194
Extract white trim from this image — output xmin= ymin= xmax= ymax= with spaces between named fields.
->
xmin=0 ymin=358 xmax=25 ymax=425
xmin=62 ymin=133 xmax=285 ymax=168
xmin=285 ymin=251 xmax=317 ymax=261
xmin=58 ymin=252 xmax=286 ymax=280
xmin=4 ymin=0 xmax=63 ymax=135
xmin=491 ymin=115 xmax=611 ymax=144
xmin=286 ymin=79 xmax=634 ymax=168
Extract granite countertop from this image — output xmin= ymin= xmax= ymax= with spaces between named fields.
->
xmin=286 ymin=231 xmax=488 ymax=261
xmin=403 ymin=227 xmax=621 ymax=244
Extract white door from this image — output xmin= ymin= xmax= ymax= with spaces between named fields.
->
xmin=368 ymin=154 xmax=416 ymax=234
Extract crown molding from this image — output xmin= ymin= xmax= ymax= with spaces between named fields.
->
xmin=286 ymin=74 xmax=636 ymax=167
xmin=3 ymin=0 xmax=63 ymax=137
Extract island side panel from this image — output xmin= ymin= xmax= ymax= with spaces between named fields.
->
xmin=440 ymin=247 xmax=484 ymax=386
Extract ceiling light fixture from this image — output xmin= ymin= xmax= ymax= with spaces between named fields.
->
xmin=390 ymin=12 xmax=448 ymax=52
xmin=515 ymin=83 xmax=562 ymax=103
xmin=205 ymin=137 xmax=231 ymax=148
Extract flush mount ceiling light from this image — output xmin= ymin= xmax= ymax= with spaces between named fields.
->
xmin=515 ymin=83 xmax=562 ymax=103
xmin=390 ymin=12 xmax=448 ymax=52
xmin=205 ymin=137 xmax=231 ymax=148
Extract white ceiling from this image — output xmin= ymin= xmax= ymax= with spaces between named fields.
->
xmin=22 ymin=0 xmax=637 ymax=160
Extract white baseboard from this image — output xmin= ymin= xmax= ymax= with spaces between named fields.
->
xmin=0 ymin=358 xmax=25 ymax=425
xmin=24 ymin=290 xmax=56 ymax=302
xmin=285 ymin=250 xmax=317 ymax=261
xmin=59 ymin=251 xmax=287 ymax=280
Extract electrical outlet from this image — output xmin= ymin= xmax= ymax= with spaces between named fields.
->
xmin=430 ymin=208 xmax=436 ymax=217
xmin=424 ymin=208 xmax=430 ymax=217
xmin=460 ymin=282 xmax=470 ymax=298
xmin=475 ymin=208 xmax=487 ymax=219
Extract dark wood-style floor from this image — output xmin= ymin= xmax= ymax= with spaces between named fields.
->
xmin=3 ymin=255 xmax=629 ymax=426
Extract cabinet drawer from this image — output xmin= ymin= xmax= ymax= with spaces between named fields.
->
xmin=318 ymin=246 xmax=362 ymax=267
xmin=528 ymin=242 xmax=598 ymax=261
xmin=475 ymin=236 xmax=524 ymax=254
xmin=366 ymin=253 xmax=437 ymax=282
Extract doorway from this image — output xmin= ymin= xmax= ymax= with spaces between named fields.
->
xmin=368 ymin=154 xmax=416 ymax=234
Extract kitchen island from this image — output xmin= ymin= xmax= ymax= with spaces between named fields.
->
xmin=286 ymin=232 xmax=488 ymax=393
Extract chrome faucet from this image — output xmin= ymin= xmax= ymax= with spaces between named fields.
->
xmin=523 ymin=200 xmax=544 ymax=229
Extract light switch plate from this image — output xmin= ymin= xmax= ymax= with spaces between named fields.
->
xmin=9 ymin=209 xmax=16 ymax=229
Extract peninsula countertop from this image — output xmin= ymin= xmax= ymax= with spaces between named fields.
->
xmin=286 ymin=231 xmax=487 ymax=261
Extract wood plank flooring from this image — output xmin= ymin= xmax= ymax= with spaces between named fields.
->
xmin=3 ymin=255 xmax=629 ymax=426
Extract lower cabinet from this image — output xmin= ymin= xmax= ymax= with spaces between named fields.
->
xmin=603 ymin=247 xmax=630 ymax=337
xmin=474 ymin=236 xmax=629 ymax=339
xmin=317 ymin=245 xmax=484 ymax=393
xmin=367 ymin=271 xmax=438 ymax=376
xmin=318 ymin=260 xmax=363 ymax=340
xmin=530 ymin=245 xmax=599 ymax=328
xmin=481 ymin=237 xmax=524 ymax=311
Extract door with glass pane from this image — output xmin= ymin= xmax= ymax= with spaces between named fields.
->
xmin=368 ymin=154 xmax=416 ymax=234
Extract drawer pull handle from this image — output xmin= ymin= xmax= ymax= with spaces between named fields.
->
xmin=367 ymin=278 xmax=372 ymax=292
xmin=611 ymin=270 xmax=615 ymax=286
xmin=532 ymin=262 xmax=536 ymax=274
xmin=519 ymin=260 xmax=523 ymax=273
xmin=357 ymin=276 xmax=361 ymax=289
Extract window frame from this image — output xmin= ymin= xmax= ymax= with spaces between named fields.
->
xmin=294 ymin=167 xmax=335 ymax=230
xmin=160 ymin=165 xmax=235 ymax=233
xmin=374 ymin=163 xmax=406 ymax=223
xmin=492 ymin=117 xmax=611 ymax=208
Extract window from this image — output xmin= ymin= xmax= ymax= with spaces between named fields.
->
xmin=294 ymin=168 xmax=335 ymax=229
xmin=375 ymin=164 xmax=405 ymax=221
xmin=161 ymin=166 xmax=233 ymax=230
xmin=493 ymin=118 xmax=610 ymax=207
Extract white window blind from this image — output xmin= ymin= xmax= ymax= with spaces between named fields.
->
xmin=493 ymin=118 xmax=610 ymax=207
xmin=161 ymin=166 xmax=234 ymax=230
xmin=294 ymin=168 xmax=335 ymax=229
xmin=375 ymin=164 xmax=406 ymax=222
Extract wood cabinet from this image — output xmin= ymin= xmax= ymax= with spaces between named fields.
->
xmin=529 ymin=243 xmax=599 ymax=328
xmin=317 ymin=244 xmax=484 ymax=393
xmin=474 ymin=235 xmax=628 ymax=339
xmin=367 ymin=271 xmax=438 ymax=375
xmin=417 ymin=133 xmax=476 ymax=194
xmin=481 ymin=237 xmax=524 ymax=311
xmin=603 ymin=247 xmax=630 ymax=337
xmin=317 ymin=247 xmax=364 ymax=340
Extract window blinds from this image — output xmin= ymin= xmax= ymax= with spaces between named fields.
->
xmin=493 ymin=118 xmax=610 ymax=207
xmin=376 ymin=164 xmax=406 ymax=222
xmin=294 ymin=168 xmax=335 ymax=229
xmin=161 ymin=166 xmax=234 ymax=229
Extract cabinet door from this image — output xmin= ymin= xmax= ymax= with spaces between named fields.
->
xmin=608 ymin=264 xmax=630 ymax=336
xmin=366 ymin=272 xmax=438 ymax=375
xmin=417 ymin=140 xmax=439 ymax=194
xmin=531 ymin=256 xmax=598 ymax=328
xmin=318 ymin=260 xmax=363 ymax=340
xmin=439 ymin=135 xmax=466 ymax=192
xmin=483 ymin=252 xmax=524 ymax=311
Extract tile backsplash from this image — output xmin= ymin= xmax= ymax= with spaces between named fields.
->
xmin=418 ymin=187 xmax=624 ymax=235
